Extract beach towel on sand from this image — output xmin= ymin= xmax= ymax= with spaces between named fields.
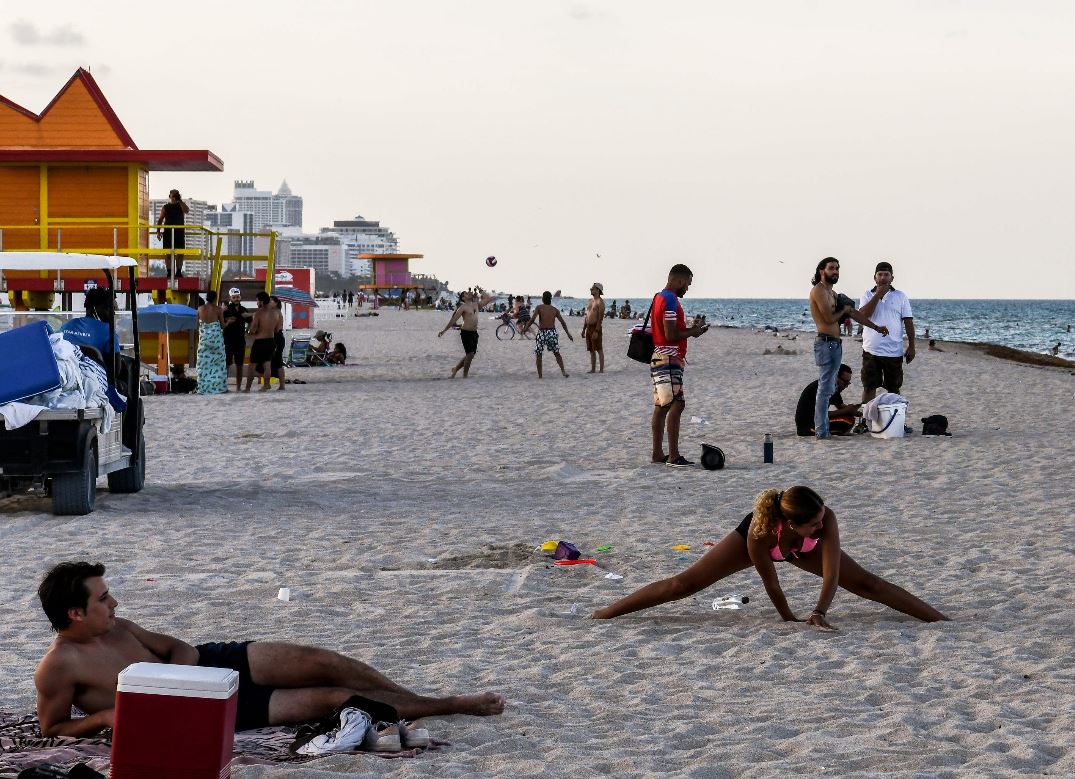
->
xmin=0 ymin=712 xmax=447 ymax=775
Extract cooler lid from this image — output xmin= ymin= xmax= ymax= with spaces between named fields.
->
xmin=117 ymin=663 xmax=239 ymax=696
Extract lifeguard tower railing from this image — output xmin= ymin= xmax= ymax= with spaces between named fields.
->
xmin=0 ymin=222 xmax=276 ymax=300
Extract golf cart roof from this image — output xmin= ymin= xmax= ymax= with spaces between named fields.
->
xmin=0 ymin=253 xmax=139 ymax=271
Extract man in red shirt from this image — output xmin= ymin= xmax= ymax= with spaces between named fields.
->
xmin=650 ymin=264 xmax=708 ymax=466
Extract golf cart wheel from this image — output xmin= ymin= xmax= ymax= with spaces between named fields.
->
xmin=700 ymin=446 xmax=726 ymax=471
xmin=108 ymin=432 xmax=145 ymax=494
xmin=53 ymin=441 xmax=98 ymax=515
xmin=495 ymin=323 xmax=516 ymax=341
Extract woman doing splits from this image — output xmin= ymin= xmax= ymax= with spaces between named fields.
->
xmin=591 ymin=486 xmax=948 ymax=627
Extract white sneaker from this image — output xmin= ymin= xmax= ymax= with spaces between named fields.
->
xmin=295 ymin=707 xmax=372 ymax=756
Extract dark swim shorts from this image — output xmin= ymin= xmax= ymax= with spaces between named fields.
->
xmin=249 ymin=338 xmax=275 ymax=367
xmin=460 ymin=329 xmax=479 ymax=355
xmin=196 ymin=640 xmax=274 ymax=731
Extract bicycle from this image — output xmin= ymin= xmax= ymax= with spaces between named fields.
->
xmin=495 ymin=312 xmax=532 ymax=340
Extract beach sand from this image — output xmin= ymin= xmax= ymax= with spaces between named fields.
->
xmin=1 ymin=309 xmax=1073 ymax=777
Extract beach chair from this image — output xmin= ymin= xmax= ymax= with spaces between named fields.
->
xmin=308 ymin=347 xmax=332 ymax=367
xmin=286 ymin=336 xmax=313 ymax=367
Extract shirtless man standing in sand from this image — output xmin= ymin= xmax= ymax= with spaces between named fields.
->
xmin=244 ymin=291 xmax=280 ymax=392
xmin=808 ymin=258 xmax=887 ymax=439
xmin=33 ymin=562 xmax=506 ymax=737
xmin=582 ymin=283 xmax=605 ymax=373
xmin=519 ymin=291 xmax=573 ymax=378
xmin=438 ymin=290 xmax=494 ymax=378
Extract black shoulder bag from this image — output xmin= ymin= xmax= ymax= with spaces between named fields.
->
xmin=627 ymin=295 xmax=658 ymax=364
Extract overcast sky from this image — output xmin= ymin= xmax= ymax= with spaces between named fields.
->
xmin=2 ymin=1 xmax=1073 ymax=299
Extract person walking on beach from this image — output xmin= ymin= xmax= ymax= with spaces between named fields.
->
xmin=857 ymin=261 xmax=915 ymax=403
xmin=195 ymin=290 xmax=228 ymax=394
xmin=33 ymin=562 xmax=506 ymax=738
xmin=649 ymin=264 xmax=708 ymax=467
xmin=155 ymin=189 xmax=188 ymax=279
xmin=222 ymin=288 xmax=251 ymax=392
xmin=244 ymin=291 xmax=278 ymax=392
xmin=591 ymin=486 xmax=948 ymax=625
xmin=519 ymin=291 xmax=573 ymax=378
xmin=809 ymin=257 xmax=888 ymax=440
xmin=583 ymin=283 xmax=606 ymax=373
xmin=438 ymin=290 xmax=494 ymax=378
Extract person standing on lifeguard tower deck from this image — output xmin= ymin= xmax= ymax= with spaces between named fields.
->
xmin=156 ymin=189 xmax=188 ymax=279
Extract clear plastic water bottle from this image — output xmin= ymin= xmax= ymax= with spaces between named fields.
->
xmin=763 ymin=433 xmax=774 ymax=464
xmin=712 ymin=594 xmax=749 ymax=610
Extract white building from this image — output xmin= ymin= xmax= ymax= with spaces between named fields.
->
xmin=230 ymin=180 xmax=303 ymax=230
xmin=320 ymin=215 xmax=398 ymax=276
xmin=205 ymin=205 xmax=257 ymax=275
xmin=276 ymin=234 xmax=348 ymax=276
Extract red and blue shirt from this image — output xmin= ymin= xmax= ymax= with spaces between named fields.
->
xmin=652 ymin=289 xmax=687 ymax=359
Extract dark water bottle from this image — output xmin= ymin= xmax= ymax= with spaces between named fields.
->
xmin=763 ymin=433 xmax=774 ymax=464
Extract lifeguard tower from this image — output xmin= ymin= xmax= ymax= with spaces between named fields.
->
xmin=0 ymin=68 xmax=275 ymax=312
xmin=358 ymin=253 xmax=425 ymax=307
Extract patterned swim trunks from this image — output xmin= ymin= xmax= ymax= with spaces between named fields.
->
xmin=535 ymin=329 xmax=560 ymax=354
xmin=650 ymin=354 xmax=685 ymax=407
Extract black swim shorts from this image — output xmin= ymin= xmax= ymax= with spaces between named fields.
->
xmin=196 ymin=640 xmax=274 ymax=731
xmin=460 ymin=329 xmax=479 ymax=355
xmin=224 ymin=339 xmax=246 ymax=368
xmin=249 ymin=338 xmax=275 ymax=366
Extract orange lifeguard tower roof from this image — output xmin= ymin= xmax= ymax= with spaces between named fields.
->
xmin=0 ymin=68 xmax=221 ymax=170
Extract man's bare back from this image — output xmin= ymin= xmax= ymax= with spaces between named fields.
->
xmin=247 ymin=305 xmax=276 ymax=340
xmin=532 ymin=303 xmax=562 ymax=330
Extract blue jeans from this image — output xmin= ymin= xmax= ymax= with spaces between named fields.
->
xmin=813 ymin=337 xmax=843 ymax=438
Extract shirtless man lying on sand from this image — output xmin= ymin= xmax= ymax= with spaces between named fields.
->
xmin=34 ymin=562 xmax=506 ymax=737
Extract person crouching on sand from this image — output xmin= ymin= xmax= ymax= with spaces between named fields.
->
xmin=591 ymin=486 xmax=948 ymax=627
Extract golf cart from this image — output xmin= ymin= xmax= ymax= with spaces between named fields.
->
xmin=0 ymin=254 xmax=145 ymax=515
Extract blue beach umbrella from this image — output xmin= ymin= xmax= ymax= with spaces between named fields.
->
xmin=137 ymin=303 xmax=198 ymax=333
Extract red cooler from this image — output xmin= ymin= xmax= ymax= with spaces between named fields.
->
xmin=112 ymin=662 xmax=239 ymax=779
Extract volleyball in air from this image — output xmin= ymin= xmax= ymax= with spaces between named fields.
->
xmin=486 ymin=256 xmax=497 ymax=267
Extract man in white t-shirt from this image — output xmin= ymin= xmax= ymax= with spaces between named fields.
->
xmin=857 ymin=261 xmax=915 ymax=403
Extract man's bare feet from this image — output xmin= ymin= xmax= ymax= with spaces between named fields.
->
xmin=561 ymin=372 xmax=569 ymax=378
xmin=651 ymin=454 xmax=668 ymax=464
xmin=451 ymin=367 xmax=460 ymax=378
xmin=588 ymin=369 xmax=595 ymax=373
xmin=452 ymin=692 xmax=506 ymax=716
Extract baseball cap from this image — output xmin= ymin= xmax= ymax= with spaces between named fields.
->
xmin=592 ymin=282 xmax=603 ymax=293
xmin=83 ymin=280 xmax=98 ymax=291
xmin=228 ymin=287 xmax=241 ymax=296
xmin=875 ymin=262 xmax=893 ymax=273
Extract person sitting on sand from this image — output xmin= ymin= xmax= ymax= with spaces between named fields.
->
xmin=794 ymin=364 xmax=860 ymax=436
xmin=591 ymin=486 xmax=948 ymax=627
xmin=929 ymin=339 xmax=943 ymax=352
xmin=326 ymin=342 xmax=347 ymax=364
xmin=33 ymin=562 xmax=506 ymax=737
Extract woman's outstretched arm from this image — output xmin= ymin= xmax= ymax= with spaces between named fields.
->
xmin=591 ymin=532 xmax=751 ymax=619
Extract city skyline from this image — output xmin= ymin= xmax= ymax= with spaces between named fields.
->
xmin=2 ymin=2 xmax=1073 ymax=299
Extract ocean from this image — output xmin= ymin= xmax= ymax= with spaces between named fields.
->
xmin=554 ymin=297 xmax=1075 ymax=357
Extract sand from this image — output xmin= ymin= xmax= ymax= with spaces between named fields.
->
xmin=1 ymin=309 xmax=1073 ymax=777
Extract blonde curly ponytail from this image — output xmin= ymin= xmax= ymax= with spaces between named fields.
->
xmin=751 ymin=486 xmax=825 ymax=539
xmin=751 ymin=488 xmax=783 ymax=539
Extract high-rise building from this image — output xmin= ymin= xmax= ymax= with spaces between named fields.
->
xmin=320 ymin=215 xmax=399 ymax=276
xmin=205 ymin=204 xmax=257 ymax=275
xmin=276 ymin=234 xmax=348 ymax=276
xmin=229 ymin=180 xmax=303 ymax=230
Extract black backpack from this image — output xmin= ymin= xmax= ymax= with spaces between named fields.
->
xmin=921 ymin=415 xmax=951 ymax=436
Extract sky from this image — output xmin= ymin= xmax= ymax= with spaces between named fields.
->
xmin=2 ymin=1 xmax=1073 ymax=299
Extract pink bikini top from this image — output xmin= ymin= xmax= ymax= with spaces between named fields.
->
xmin=771 ymin=522 xmax=818 ymax=561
